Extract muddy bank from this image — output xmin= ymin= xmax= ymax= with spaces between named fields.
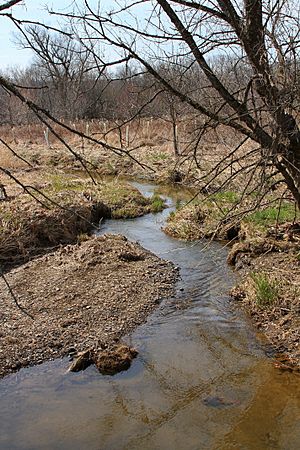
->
xmin=0 ymin=234 xmax=178 ymax=378
xmin=0 ymin=171 xmax=163 ymax=270
xmin=229 ymin=226 xmax=300 ymax=369
xmin=164 ymin=196 xmax=244 ymax=242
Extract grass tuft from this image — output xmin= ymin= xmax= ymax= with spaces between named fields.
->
xmin=210 ymin=190 xmax=240 ymax=204
xmin=250 ymin=272 xmax=279 ymax=307
xmin=150 ymin=151 xmax=169 ymax=161
xmin=150 ymin=194 xmax=165 ymax=213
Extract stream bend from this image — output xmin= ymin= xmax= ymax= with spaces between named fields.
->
xmin=0 ymin=182 xmax=299 ymax=450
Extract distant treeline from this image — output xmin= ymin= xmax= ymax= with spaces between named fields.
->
xmin=1 ymin=27 xmax=299 ymax=126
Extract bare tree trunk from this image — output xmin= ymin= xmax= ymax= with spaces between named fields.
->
xmin=277 ymin=144 xmax=300 ymax=210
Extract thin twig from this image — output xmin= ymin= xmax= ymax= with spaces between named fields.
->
xmin=0 ymin=266 xmax=34 ymax=319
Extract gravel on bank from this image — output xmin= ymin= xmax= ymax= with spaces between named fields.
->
xmin=0 ymin=234 xmax=179 ymax=378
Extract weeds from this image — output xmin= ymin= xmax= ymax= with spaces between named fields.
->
xmin=210 ymin=190 xmax=240 ymax=204
xmin=247 ymin=204 xmax=298 ymax=228
xmin=150 ymin=194 xmax=165 ymax=213
xmin=250 ymin=272 xmax=279 ymax=307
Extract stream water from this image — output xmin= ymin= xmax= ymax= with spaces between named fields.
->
xmin=0 ymin=182 xmax=299 ymax=450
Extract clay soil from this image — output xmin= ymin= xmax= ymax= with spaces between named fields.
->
xmin=0 ymin=234 xmax=178 ymax=378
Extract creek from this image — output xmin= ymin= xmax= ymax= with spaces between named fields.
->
xmin=0 ymin=182 xmax=299 ymax=450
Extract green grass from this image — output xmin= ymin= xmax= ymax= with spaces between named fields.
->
xmin=250 ymin=272 xmax=279 ymax=307
xmin=150 ymin=194 xmax=165 ymax=213
xmin=100 ymin=182 xmax=148 ymax=206
xmin=48 ymin=174 xmax=85 ymax=193
xmin=99 ymin=183 xmax=132 ymax=203
xmin=210 ymin=191 xmax=240 ymax=204
xmin=150 ymin=152 xmax=169 ymax=162
xmin=246 ymin=203 xmax=298 ymax=228
xmin=98 ymin=181 xmax=152 ymax=218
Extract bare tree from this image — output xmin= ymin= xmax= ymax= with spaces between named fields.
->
xmin=47 ymin=0 xmax=299 ymax=209
xmin=0 ymin=0 xmax=22 ymax=12
xmin=15 ymin=26 xmax=98 ymax=120
xmin=1 ymin=0 xmax=300 ymax=211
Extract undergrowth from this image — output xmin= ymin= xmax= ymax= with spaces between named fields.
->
xmin=150 ymin=194 xmax=165 ymax=213
xmin=210 ymin=190 xmax=240 ymax=204
xmin=246 ymin=204 xmax=298 ymax=228
xmin=250 ymin=272 xmax=279 ymax=307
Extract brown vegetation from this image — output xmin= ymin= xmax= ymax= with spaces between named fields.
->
xmin=1 ymin=0 xmax=300 ymax=379
xmin=231 ymin=248 xmax=300 ymax=371
xmin=0 ymin=169 xmax=159 ymax=270
xmin=1 ymin=122 xmax=299 ymax=370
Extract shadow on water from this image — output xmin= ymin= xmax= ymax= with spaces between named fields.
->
xmin=0 ymin=182 xmax=299 ymax=450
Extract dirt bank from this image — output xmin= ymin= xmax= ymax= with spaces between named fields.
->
xmin=230 ymin=236 xmax=300 ymax=370
xmin=0 ymin=170 xmax=163 ymax=270
xmin=0 ymin=234 xmax=178 ymax=378
xmin=1 ymin=138 xmax=299 ymax=370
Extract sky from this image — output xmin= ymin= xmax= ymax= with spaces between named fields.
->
xmin=0 ymin=0 xmax=180 ymax=73
xmin=0 ymin=1 xmax=72 ymax=70
xmin=0 ymin=0 xmax=164 ymax=72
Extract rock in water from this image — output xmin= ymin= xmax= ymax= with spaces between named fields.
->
xmin=67 ymin=344 xmax=138 ymax=375
xmin=95 ymin=344 xmax=138 ymax=375
xmin=68 ymin=349 xmax=93 ymax=372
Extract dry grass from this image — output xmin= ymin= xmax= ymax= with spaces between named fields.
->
xmin=0 ymin=118 xmax=250 ymax=185
xmin=0 ymin=171 xmax=154 ymax=270
xmin=0 ymin=146 xmax=28 ymax=170
xmin=0 ymin=193 xmax=96 ymax=269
